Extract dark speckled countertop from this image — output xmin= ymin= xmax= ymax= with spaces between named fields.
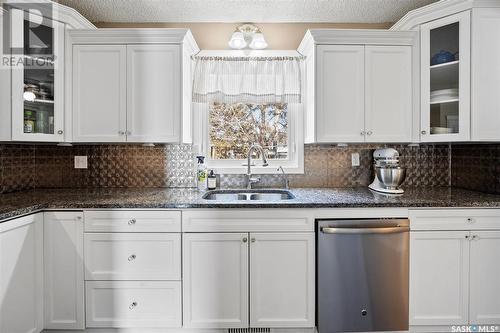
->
xmin=1 ymin=187 xmax=500 ymax=222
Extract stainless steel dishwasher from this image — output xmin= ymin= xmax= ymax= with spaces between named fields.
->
xmin=317 ymin=219 xmax=409 ymax=333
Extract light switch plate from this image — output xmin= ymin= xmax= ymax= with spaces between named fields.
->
xmin=74 ymin=156 xmax=88 ymax=169
xmin=351 ymin=153 xmax=360 ymax=167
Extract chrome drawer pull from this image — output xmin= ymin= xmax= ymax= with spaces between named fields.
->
xmin=129 ymin=301 xmax=138 ymax=310
xmin=128 ymin=254 xmax=136 ymax=261
xmin=128 ymin=218 xmax=137 ymax=225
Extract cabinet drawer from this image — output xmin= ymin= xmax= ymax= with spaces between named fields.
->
xmin=409 ymin=209 xmax=500 ymax=230
xmin=84 ymin=210 xmax=181 ymax=232
xmin=85 ymin=281 xmax=181 ymax=328
xmin=84 ymin=233 xmax=181 ymax=280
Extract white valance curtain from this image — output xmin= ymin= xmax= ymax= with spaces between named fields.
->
xmin=192 ymin=56 xmax=304 ymax=104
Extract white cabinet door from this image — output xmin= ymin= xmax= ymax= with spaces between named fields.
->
xmin=409 ymin=231 xmax=470 ymax=326
xmin=182 ymin=233 xmax=249 ymax=329
xmin=43 ymin=212 xmax=84 ymax=330
xmin=471 ymin=8 xmax=500 ymax=141
xmin=365 ymin=45 xmax=412 ymax=142
xmin=316 ymin=45 xmax=365 ymax=143
xmin=249 ymin=233 xmax=315 ymax=328
xmin=469 ymin=231 xmax=500 ymax=325
xmin=420 ymin=11 xmax=470 ymax=142
xmin=72 ymin=45 xmax=127 ymax=142
xmin=0 ymin=214 xmax=43 ymax=333
xmin=127 ymin=45 xmax=181 ymax=143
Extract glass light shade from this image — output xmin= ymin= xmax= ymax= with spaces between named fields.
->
xmin=23 ymin=91 xmax=36 ymax=102
xmin=249 ymin=33 xmax=268 ymax=50
xmin=228 ymin=31 xmax=247 ymax=49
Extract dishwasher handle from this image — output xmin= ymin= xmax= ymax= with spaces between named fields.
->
xmin=321 ymin=225 xmax=409 ymax=235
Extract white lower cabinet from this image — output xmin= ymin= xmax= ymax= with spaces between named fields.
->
xmin=410 ymin=210 xmax=500 ymax=329
xmin=43 ymin=212 xmax=85 ymax=330
xmin=469 ymin=231 xmax=500 ymax=325
xmin=182 ymin=233 xmax=249 ymax=329
xmin=409 ymin=231 xmax=470 ymax=326
xmin=250 ymin=233 xmax=315 ymax=328
xmin=182 ymin=231 xmax=315 ymax=329
xmin=0 ymin=214 xmax=44 ymax=333
xmin=85 ymin=281 xmax=182 ymax=328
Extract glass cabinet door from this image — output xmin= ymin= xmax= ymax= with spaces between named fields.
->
xmin=10 ymin=7 xmax=64 ymax=142
xmin=420 ymin=11 xmax=470 ymax=142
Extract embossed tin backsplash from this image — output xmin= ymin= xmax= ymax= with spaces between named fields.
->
xmin=0 ymin=143 xmax=456 ymax=194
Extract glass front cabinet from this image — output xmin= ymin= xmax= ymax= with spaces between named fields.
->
xmin=10 ymin=7 xmax=65 ymax=142
xmin=420 ymin=11 xmax=471 ymax=142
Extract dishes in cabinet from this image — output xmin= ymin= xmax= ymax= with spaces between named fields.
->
xmin=430 ymin=88 xmax=458 ymax=104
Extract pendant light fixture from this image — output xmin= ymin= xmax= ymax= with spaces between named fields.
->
xmin=228 ymin=23 xmax=268 ymax=50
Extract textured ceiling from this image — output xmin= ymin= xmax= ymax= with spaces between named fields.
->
xmin=55 ymin=0 xmax=438 ymax=23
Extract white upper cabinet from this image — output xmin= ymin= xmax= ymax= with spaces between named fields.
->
xmin=127 ymin=45 xmax=181 ymax=142
xmin=471 ymin=8 xmax=500 ymax=141
xmin=469 ymin=231 xmax=500 ymax=325
xmin=365 ymin=45 xmax=412 ymax=142
xmin=72 ymin=45 xmax=127 ymax=142
xmin=316 ymin=45 xmax=365 ymax=143
xmin=299 ymin=30 xmax=417 ymax=143
xmin=10 ymin=11 xmax=66 ymax=142
xmin=68 ymin=29 xmax=199 ymax=143
xmin=420 ymin=11 xmax=470 ymax=142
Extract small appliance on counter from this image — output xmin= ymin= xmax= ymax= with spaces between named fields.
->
xmin=368 ymin=148 xmax=407 ymax=194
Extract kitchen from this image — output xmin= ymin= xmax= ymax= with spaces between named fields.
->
xmin=0 ymin=0 xmax=500 ymax=332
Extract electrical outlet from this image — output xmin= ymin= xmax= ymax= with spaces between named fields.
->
xmin=351 ymin=153 xmax=360 ymax=167
xmin=74 ymin=156 xmax=88 ymax=169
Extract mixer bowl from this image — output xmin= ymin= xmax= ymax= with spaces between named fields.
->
xmin=375 ymin=167 xmax=407 ymax=189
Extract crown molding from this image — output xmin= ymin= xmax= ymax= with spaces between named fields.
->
xmin=298 ymin=29 xmax=417 ymax=53
xmin=68 ymin=28 xmax=196 ymax=45
xmin=391 ymin=0 xmax=500 ymax=31
xmin=2 ymin=0 xmax=95 ymax=29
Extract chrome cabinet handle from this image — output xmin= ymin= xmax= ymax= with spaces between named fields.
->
xmin=57 ymin=130 xmax=63 ymax=135
xmin=128 ymin=254 xmax=136 ymax=261
xmin=118 ymin=131 xmax=125 ymax=135
xmin=242 ymin=237 xmax=248 ymax=243
xmin=471 ymin=235 xmax=478 ymax=240
xmin=421 ymin=130 xmax=427 ymax=135
xmin=129 ymin=301 xmax=138 ymax=310
xmin=321 ymin=226 xmax=409 ymax=234
xmin=251 ymin=238 xmax=256 ymax=243
xmin=465 ymin=235 xmax=470 ymax=239
xmin=128 ymin=218 xmax=136 ymax=225
xmin=467 ymin=218 xmax=474 ymax=223
xmin=366 ymin=131 xmax=373 ymax=136
xmin=360 ymin=130 xmax=366 ymax=136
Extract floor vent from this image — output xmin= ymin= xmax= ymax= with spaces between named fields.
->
xmin=228 ymin=328 xmax=271 ymax=333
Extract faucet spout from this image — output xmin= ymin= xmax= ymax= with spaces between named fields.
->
xmin=246 ymin=144 xmax=268 ymax=189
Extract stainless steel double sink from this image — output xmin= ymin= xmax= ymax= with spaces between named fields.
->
xmin=202 ymin=189 xmax=295 ymax=201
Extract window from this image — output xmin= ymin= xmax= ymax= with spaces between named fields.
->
xmin=195 ymin=102 xmax=303 ymax=174
xmin=209 ymin=102 xmax=289 ymax=160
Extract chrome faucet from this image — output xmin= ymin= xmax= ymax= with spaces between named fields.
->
xmin=277 ymin=166 xmax=289 ymax=190
xmin=246 ymin=144 xmax=268 ymax=189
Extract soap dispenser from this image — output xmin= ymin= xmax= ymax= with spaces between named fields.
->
xmin=196 ymin=156 xmax=207 ymax=190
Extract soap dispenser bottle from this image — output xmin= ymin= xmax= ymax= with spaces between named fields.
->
xmin=196 ymin=156 xmax=207 ymax=190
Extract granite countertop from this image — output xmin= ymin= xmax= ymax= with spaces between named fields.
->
xmin=1 ymin=187 xmax=500 ymax=222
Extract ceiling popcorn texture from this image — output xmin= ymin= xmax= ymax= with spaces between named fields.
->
xmin=55 ymin=0 xmax=438 ymax=23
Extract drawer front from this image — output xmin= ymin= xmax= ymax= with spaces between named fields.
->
xmin=85 ymin=281 xmax=181 ymax=328
xmin=182 ymin=209 xmax=314 ymax=232
xmin=409 ymin=209 xmax=500 ymax=231
xmin=84 ymin=233 xmax=181 ymax=280
xmin=84 ymin=210 xmax=181 ymax=232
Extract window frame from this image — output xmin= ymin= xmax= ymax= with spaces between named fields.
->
xmin=193 ymin=102 xmax=304 ymax=174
